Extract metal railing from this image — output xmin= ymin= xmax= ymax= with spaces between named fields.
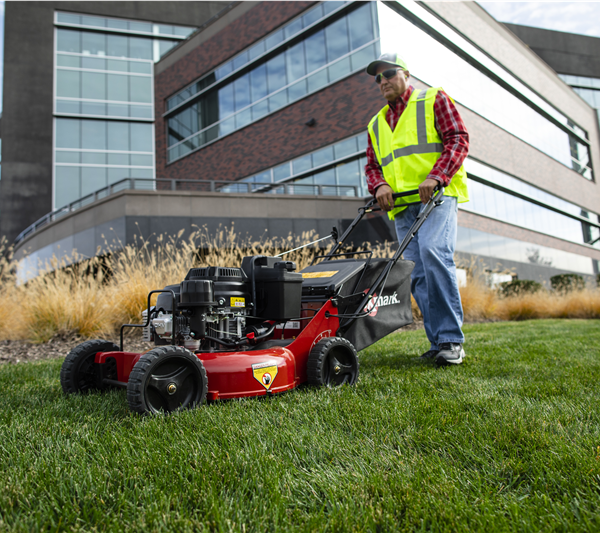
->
xmin=14 ymin=177 xmax=360 ymax=246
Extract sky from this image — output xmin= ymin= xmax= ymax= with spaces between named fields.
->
xmin=479 ymin=1 xmax=600 ymax=38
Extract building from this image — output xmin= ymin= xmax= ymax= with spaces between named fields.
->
xmin=503 ymin=23 xmax=600 ymax=128
xmin=6 ymin=1 xmax=600 ymax=286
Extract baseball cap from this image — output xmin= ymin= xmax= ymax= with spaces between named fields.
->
xmin=366 ymin=53 xmax=408 ymax=76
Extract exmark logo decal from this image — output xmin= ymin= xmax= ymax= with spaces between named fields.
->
xmin=363 ymin=291 xmax=400 ymax=317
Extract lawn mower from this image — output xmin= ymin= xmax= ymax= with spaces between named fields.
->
xmin=60 ymin=187 xmax=445 ymax=414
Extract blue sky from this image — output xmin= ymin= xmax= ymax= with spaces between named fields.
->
xmin=480 ymin=1 xmax=600 ymax=38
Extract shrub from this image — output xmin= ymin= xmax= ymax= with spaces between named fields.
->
xmin=498 ymin=279 xmax=543 ymax=297
xmin=550 ymin=273 xmax=585 ymax=293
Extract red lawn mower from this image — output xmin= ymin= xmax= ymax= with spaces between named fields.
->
xmin=60 ymin=188 xmax=444 ymax=414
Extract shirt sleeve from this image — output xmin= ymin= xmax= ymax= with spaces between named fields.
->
xmin=365 ymin=133 xmax=388 ymax=196
xmin=428 ymin=90 xmax=469 ymax=186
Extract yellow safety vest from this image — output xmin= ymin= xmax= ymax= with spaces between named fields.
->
xmin=367 ymin=87 xmax=469 ymax=219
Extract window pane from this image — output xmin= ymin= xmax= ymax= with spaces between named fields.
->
xmin=130 ymin=122 xmax=153 ymax=152
xmin=107 ymin=73 xmax=129 ymax=102
xmin=57 ymin=13 xmax=81 ymax=24
xmin=313 ymin=146 xmax=333 ymax=167
xmin=250 ymin=64 xmax=268 ymax=103
xmin=218 ymin=85 xmax=235 ymax=120
xmin=55 ymin=151 xmax=80 ymax=163
xmin=81 ymin=31 xmax=106 ymax=56
xmin=130 ymin=154 xmax=153 ymax=166
xmin=107 ymin=34 xmax=128 ymax=58
xmin=130 ymin=76 xmax=152 ymax=103
xmin=305 ymin=30 xmax=327 ymax=73
xmin=286 ymin=42 xmax=306 ymax=83
xmin=334 ymin=137 xmax=359 ymax=159
xmin=265 ymin=29 xmax=284 ymax=50
xmin=129 ymin=21 xmax=152 ymax=33
xmin=57 ymin=98 xmax=80 ymax=114
xmin=233 ymin=51 xmax=249 ymax=71
xmin=347 ymin=3 xmax=373 ymax=49
xmin=82 ymin=71 xmax=106 ymax=100
xmin=284 ymin=18 xmax=303 ymax=40
xmin=108 ymin=167 xmax=130 ymax=184
xmin=56 ymin=70 xmax=80 ymax=98
xmin=233 ymin=73 xmax=251 ymax=111
xmin=81 ymin=15 xmax=106 ymax=28
xmin=81 ymin=166 xmax=107 ymax=196
xmin=81 ymin=151 xmax=106 ymax=164
xmin=57 ymin=54 xmax=80 ymax=68
xmin=57 ymin=29 xmax=81 ymax=53
xmin=108 ymin=153 xmax=129 ymax=165
xmin=81 ymin=56 xmax=105 ymax=70
xmin=325 ymin=17 xmax=349 ymax=63
xmin=82 ymin=120 xmax=107 ymax=149
xmin=159 ymin=40 xmax=177 ymax=58
xmin=273 ymin=163 xmax=291 ymax=181
xmin=129 ymin=61 xmax=152 ymax=74
xmin=55 ymin=166 xmax=80 ymax=207
xmin=56 ymin=119 xmax=81 ymax=149
xmin=302 ymin=5 xmax=323 ymax=27
xmin=248 ymin=40 xmax=266 ymax=61
xmin=267 ymin=54 xmax=287 ymax=93
xmin=129 ymin=37 xmax=152 ymax=60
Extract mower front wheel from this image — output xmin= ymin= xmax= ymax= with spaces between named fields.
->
xmin=127 ymin=346 xmax=208 ymax=415
xmin=60 ymin=339 xmax=120 ymax=394
xmin=307 ymin=337 xmax=359 ymax=387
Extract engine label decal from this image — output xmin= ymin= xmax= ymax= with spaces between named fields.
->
xmin=275 ymin=321 xmax=301 ymax=329
xmin=230 ymin=297 xmax=245 ymax=307
xmin=252 ymin=362 xmax=278 ymax=390
xmin=301 ymin=271 xmax=339 ymax=279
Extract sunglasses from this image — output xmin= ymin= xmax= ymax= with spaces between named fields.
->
xmin=375 ymin=68 xmax=402 ymax=84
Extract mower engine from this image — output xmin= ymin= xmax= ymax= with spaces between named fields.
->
xmin=145 ymin=256 xmax=303 ymax=352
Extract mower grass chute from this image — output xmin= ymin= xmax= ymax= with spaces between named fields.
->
xmin=60 ymin=187 xmax=444 ymax=415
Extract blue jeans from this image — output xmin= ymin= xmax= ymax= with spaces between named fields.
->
xmin=394 ymin=196 xmax=464 ymax=349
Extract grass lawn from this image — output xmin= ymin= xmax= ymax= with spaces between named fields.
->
xmin=1 ymin=319 xmax=599 ymax=532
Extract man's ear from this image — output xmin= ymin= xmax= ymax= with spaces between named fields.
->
xmin=404 ymin=70 xmax=410 ymax=80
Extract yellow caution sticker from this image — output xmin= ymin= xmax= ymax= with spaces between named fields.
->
xmin=302 ymin=271 xmax=339 ymax=279
xmin=230 ymin=297 xmax=245 ymax=307
xmin=252 ymin=362 xmax=278 ymax=390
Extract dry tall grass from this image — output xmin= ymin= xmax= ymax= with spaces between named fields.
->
xmin=0 ymin=229 xmax=598 ymax=343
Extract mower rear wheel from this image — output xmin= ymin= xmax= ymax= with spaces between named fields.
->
xmin=60 ymin=339 xmax=120 ymax=394
xmin=127 ymin=346 xmax=208 ymax=415
xmin=307 ymin=337 xmax=359 ymax=387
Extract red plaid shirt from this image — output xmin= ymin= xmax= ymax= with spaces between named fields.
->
xmin=365 ymin=85 xmax=469 ymax=195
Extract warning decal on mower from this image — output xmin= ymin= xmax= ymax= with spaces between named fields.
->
xmin=231 ymin=297 xmax=245 ymax=307
xmin=252 ymin=362 xmax=279 ymax=390
xmin=301 ymin=271 xmax=339 ymax=279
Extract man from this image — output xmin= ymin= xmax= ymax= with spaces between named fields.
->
xmin=364 ymin=53 xmax=469 ymax=366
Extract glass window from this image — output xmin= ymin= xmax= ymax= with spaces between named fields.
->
xmin=57 ymin=54 xmax=80 ymax=68
xmin=286 ymin=42 xmax=306 ymax=83
xmin=233 ymin=74 xmax=251 ymax=111
xmin=57 ymin=13 xmax=81 ymax=25
xmin=347 ymin=3 xmax=373 ymax=49
xmin=107 ymin=34 xmax=128 ymax=58
xmin=129 ymin=21 xmax=153 ymax=34
xmin=81 ymin=15 xmax=106 ymax=28
xmin=57 ymin=29 xmax=81 ymax=53
xmin=266 ymin=54 xmax=287 ymax=93
xmin=218 ymin=84 xmax=235 ymax=120
xmin=56 ymin=119 xmax=81 ymax=148
xmin=273 ymin=163 xmax=291 ymax=181
xmin=325 ymin=17 xmax=349 ymax=63
xmin=304 ymin=30 xmax=327 ymax=73
xmin=250 ymin=64 xmax=268 ymax=103
xmin=82 ymin=120 xmax=107 ymax=149
xmin=81 ymin=32 xmax=106 ymax=56
xmin=130 ymin=122 xmax=153 ymax=152
xmin=81 ymin=166 xmax=107 ymax=196
xmin=82 ymin=71 xmax=106 ymax=100
xmin=302 ymin=5 xmax=323 ymax=28
xmin=129 ymin=37 xmax=152 ymax=60
xmin=130 ymin=76 xmax=152 ymax=103
xmin=107 ymin=73 xmax=128 ymax=102
xmin=265 ymin=29 xmax=284 ymax=50
xmin=55 ymin=166 xmax=80 ymax=207
xmin=57 ymin=70 xmax=81 ymax=98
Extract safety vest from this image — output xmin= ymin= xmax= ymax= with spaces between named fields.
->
xmin=367 ymin=87 xmax=469 ymax=219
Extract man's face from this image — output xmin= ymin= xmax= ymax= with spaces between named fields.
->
xmin=376 ymin=64 xmax=409 ymax=102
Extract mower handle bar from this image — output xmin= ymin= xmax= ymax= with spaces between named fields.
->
xmin=333 ymin=186 xmax=445 ymax=333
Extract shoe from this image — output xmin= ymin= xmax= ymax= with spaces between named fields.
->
xmin=419 ymin=349 xmax=439 ymax=360
xmin=435 ymin=343 xmax=464 ymax=366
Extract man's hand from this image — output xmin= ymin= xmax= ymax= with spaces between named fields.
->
xmin=418 ymin=178 xmax=439 ymax=204
xmin=375 ymin=184 xmax=394 ymax=211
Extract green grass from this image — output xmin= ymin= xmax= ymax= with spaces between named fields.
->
xmin=1 ymin=319 xmax=600 ymax=532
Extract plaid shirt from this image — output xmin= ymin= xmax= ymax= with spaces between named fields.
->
xmin=365 ymin=85 xmax=469 ymax=195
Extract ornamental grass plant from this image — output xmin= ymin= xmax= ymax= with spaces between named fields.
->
xmin=0 ymin=228 xmax=598 ymax=343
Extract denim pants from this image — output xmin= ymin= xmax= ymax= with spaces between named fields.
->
xmin=394 ymin=196 xmax=464 ymax=349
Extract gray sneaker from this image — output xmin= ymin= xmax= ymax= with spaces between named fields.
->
xmin=435 ymin=343 xmax=464 ymax=366
xmin=419 ymin=349 xmax=439 ymax=360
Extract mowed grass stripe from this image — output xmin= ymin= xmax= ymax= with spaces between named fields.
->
xmin=0 ymin=319 xmax=599 ymax=532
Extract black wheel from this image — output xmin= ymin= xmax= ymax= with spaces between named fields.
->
xmin=126 ymin=346 xmax=208 ymax=415
xmin=307 ymin=337 xmax=359 ymax=387
xmin=60 ymin=339 xmax=120 ymax=394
